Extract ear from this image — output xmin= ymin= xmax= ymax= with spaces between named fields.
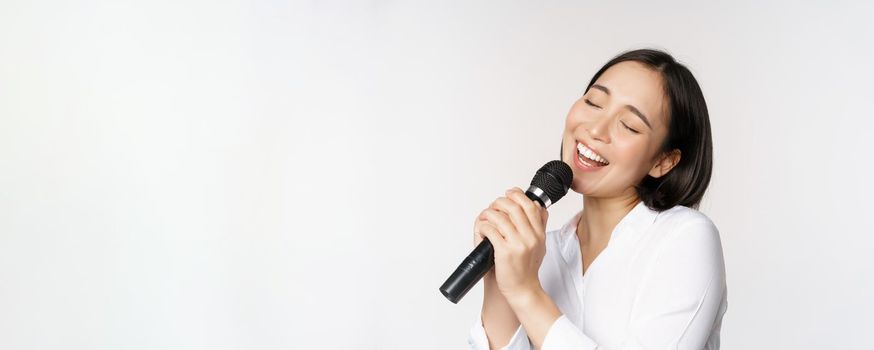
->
xmin=648 ymin=149 xmax=681 ymax=179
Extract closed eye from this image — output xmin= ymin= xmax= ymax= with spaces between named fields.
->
xmin=584 ymin=99 xmax=601 ymax=109
xmin=621 ymin=121 xmax=640 ymax=134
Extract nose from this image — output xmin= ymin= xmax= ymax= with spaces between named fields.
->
xmin=587 ymin=113 xmax=611 ymax=144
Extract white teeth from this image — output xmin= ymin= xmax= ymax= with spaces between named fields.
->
xmin=576 ymin=142 xmax=608 ymax=165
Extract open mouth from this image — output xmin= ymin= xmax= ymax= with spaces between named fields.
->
xmin=576 ymin=141 xmax=609 ymax=168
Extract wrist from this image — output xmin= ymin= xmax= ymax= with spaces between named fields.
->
xmin=504 ymin=285 xmax=562 ymax=348
xmin=503 ymin=284 xmax=546 ymax=310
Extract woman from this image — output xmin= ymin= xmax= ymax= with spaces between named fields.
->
xmin=467 ymin=49 xmax=727 ymax=350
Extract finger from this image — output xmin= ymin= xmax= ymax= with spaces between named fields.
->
xmin=473 ymin=227 xmax=483 ymax=246
xmin=474 ymin=212 xmax=487 ymax=246
xmin=482 ymin=208 xmax=520 ymax=245
xmin=506 ymin=188 xmax=545 ymax=238
xmin=474 ymin=211 xmax=501 ymax=246
xmin=492 ymin=195 xmax=538 ymax=246
xmin=492 ymin=195 xmax=535 ymax=238
xmin=510 ymin=187 xmax=549 ymax=235
xmin=477 ymin=208 xmax=491 ymax=222
xmin=490 ymin=199 xmax=534 ymax=248
xmin=477 ymin=210 xmax=508 ymax=238
xmin=477 ymin=222 xmax=507 ymax=252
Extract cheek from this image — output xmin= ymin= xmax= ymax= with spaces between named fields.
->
xmin=564 ymin=100 xmax=590 ymax=127
xmin=612 ymin=140 xmax=653 ymax=173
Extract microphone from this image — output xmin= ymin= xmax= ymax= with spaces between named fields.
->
xmin=439 ymin=160 xmax=573 ymax=304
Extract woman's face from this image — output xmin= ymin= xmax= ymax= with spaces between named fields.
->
xmin=561 ymin=61 xmax=678 ymax=198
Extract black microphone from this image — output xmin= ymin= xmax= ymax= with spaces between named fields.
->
xmin=439 ymin=160 xmax=573 ymax=304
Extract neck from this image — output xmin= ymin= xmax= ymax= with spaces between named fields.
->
xmin=577 ymin=194 xmax=641 ymax=247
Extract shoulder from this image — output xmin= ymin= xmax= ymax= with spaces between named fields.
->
xmin=636 ymin=206 xmax=727 ymax=292
xmin=653 ymin=205 xmax=719 ymax=240
xmin=649 ymin=206 xmax=723 ymax=263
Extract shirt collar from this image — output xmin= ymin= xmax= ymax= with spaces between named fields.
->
xmin=557 ymin=200 xmax=660 ymax=258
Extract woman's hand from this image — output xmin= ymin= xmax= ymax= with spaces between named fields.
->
xmin=473 ymin=187 xmax=550 ymax=301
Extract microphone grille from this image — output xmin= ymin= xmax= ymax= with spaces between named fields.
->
xmin=530 ymin=160 xmax=573 ymax=204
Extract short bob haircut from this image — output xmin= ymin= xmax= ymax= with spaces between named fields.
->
xmin=565 ymin=48 xmax=713 ymax=211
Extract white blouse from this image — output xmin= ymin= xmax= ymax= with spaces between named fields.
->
xmin=468 ymin=201 xmax=728 ymax=349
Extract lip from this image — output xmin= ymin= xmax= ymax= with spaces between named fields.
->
xmin=573 ymin=140 xmax=608 ymax=172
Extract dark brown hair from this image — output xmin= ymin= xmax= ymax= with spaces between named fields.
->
xmin=571 ymin=48 xmax=714 ymax=211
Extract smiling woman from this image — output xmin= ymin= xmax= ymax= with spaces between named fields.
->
xmin=562 ymin=50 xmax=713 ymax=211
xmin=469 ymin=49 xmax=726 ymax=350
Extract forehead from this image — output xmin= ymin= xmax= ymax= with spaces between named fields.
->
xmin=591 ymin=61 xmax=669 ymax=126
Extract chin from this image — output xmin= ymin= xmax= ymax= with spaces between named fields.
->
xmin=570 ymin=180 xmax=594 ymax=196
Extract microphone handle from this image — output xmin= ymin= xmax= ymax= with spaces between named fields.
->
xmin=439 ymin=191 xmax=547 ymax=304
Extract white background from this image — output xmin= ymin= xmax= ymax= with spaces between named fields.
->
xmin=2 ymin=1 xmax=873 ymax=349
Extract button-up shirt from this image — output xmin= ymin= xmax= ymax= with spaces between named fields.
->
xmin=468 ymin=201 xmax=728 ymax=349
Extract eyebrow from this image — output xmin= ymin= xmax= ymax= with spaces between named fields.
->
xmin=589 ymin=84 xmax=653 ymax=130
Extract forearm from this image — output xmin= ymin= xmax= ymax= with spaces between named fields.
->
xmin=506 ymin=287 xmax=562 ymax=350
xmin=481 ymin=270 xmax=521 ymax=349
